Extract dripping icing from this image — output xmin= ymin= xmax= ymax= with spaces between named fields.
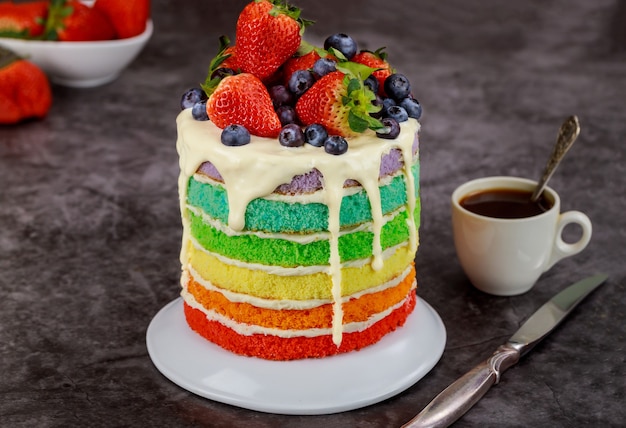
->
xmin=176 ymin=109 xmax=420 ymax=346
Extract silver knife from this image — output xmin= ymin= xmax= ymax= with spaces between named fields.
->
xmin=402 ymin=273 xmax=609 ymax=428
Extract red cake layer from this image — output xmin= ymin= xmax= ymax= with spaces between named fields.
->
xmin=183 ymin=290 xmax=417 ymax=360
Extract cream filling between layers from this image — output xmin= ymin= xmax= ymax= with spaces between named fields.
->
xmin=186 ymin=203 xmax=407 ymax=243
xmin=177 ymin=109 xmax=420 ymax=346
xmin=184 ymin=264 xmax=413 ymax=310
xmin=181 ymin=283 xmax=416 ymax=338
xmin=192 ymin=169 xmax=405 ymax=202
xmin=188 ymin=236 xmax=411 ymax=275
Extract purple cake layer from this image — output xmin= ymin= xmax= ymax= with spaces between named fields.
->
xmin=197 ymin=135 xmax=419 ymax=195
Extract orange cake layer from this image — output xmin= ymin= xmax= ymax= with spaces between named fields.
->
xmin=183 ymin=290 xmax=417 ymax=360
xmin=186 ymin=265 xmax=416 ymax=330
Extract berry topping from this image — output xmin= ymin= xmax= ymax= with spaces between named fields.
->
xmin=192 ymin=101 xmax=209 ymax=121
xmin=384 ymin=73 xmax=411 ymax=101
xmin=382 ymin=97 xmax=396 ymax=110
xmin=304 ymin=123 xmax=328 ymax=147
xmin=399 ymin=97 xmax=422 ymax=120
xmin=295 ymin=62 xmax=383 ymax=137
xmin=324 ymin=135 xmax=348 ymax=155
xmin=194 ymin=1 xmax=423 ymax=144
xmin=210 ymin=67 xmax=237 ymax=80
xmin=384 ymin=105 xmax=409 ymax=122
xmin=277 ymin=105 xmax=298 ymax=125
xmin=206 ymin=73 xmax=282 ymax=138
xmin=370 ymin=94 xmax=384 ymax=118
xmin=324 ymin=33 xmax=357 ymax=60
xmin=364 ymin=75 xmax=379 ymax=94
xmin=312 ymin=57 xmax=337 ymax=78
xmin=236 ymin=0 xmax=308 ymax=81
xmin=269 ymin=84 xmax=294 ymax=108
xmin=376 ymin=117 xmax=400 ymax=140
xmin=282 ymin=50 xmax=320 ymax=86
xmin=181 ymin=87 xmax=206 ymax=110
xmin=221 ymin=124 xmax=251 ymax=146
xmin=279 ymin=123 xmax=305 ymax=147
xmin=288 ymin=69 xmax=315 ymax=97
xmin=352 ymin=49 xmax=394 ymax=96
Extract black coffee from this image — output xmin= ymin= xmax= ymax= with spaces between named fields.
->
xmin=460 ymin=188 xmax=552 ymax=219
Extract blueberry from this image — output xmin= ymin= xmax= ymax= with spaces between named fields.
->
xmin=324 ymin=33 xmax=357 ymax=60
xmin=279 ymin=124 xmax=305 ymax=147
xmin=180 ymin=87 xmax=206 ymax=110
xmin=221 ymin=124 xmax=250 ymax=146
xmin=384 ymin=105 xmax=409 ymax=122
xmin=276 ymin=105 xmax=297 ymax=125
xmin=288 ymin=70 xmax=315 ymax=97
xmin=384 ymin=73 xmax=411 ymax=101
xmin=269 ymin=84 xmax=294 ymax=108
xmin=210 ymin=67 xmax=236 ymax=80
xmin=382 ymin=97 xmax=396 ymax=111
xmin=376 ymin=117 xmax=401 ymax=140
xmin=304 ymin=124 xmax=328 ymax=147
xmin=324 ymin=135 xmax=348 ymax=155
xmin=370 ymin=94 xmax=384 ymax=119
xmin=399 ymin=97 xmax=422 ymax=120
xmin=191 ymin=101 xmax=209 ymax=121
xmin=312 ymin=58 xmax=336 ymax=78
xmin=364 ymin=75 xmax=379 ymax=94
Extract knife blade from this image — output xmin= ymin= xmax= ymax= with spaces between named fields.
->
xmin=402 ymin=273 xmax=608 ymax=428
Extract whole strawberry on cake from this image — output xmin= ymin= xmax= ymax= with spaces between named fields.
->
xmin=176 ymin=0 xmax=424 ymax=360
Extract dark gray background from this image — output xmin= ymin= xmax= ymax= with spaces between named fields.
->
xmin=1 ymin=0 xmax=624 ymax=426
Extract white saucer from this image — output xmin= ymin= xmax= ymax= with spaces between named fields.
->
xmin=146 ymin=297 xmax=446 ymax=415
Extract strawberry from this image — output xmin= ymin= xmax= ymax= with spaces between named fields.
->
xmin=0 ymin=1 xmax=48 ymax=39
xmin=41 ymin=0 xmax=115 ymax=41
xmin=352 ymin=48 xmax=394 ymax=96
xmin=205 ymin=73 xmax=282 ymax=138
xmin=0 ymin=46 xmax=52 ymax=124
xmin=295 ymin=63 xmax=383 ymax=137
xmin=236 ymin=0 xmax=309 ymax=82
xmin=57 ymin=1 xmax=115 ymax=41
xmin=281 ymin=50 xmax=320 ymax=86
xmin=220 ymin=45 xmax=239 ymax=71
xmin=93 ymin=0 xmax=150 ymax=39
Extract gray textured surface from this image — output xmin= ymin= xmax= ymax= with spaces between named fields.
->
xmin=1 ymin=0 xmax=625 ymax=427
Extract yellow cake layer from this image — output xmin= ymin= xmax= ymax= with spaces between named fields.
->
xmin=186 ymin=240 xmax=415 ymax=300
xmin=185 ymin=266 xmax=415 ymax=330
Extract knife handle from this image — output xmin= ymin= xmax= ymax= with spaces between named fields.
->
xmin=402 ymin=344 xmax=521 ymax=428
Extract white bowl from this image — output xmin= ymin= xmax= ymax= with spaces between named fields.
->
xmin=0 ymin=20 xmax=153 ymax=88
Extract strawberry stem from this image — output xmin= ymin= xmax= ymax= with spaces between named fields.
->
xmin=266 ymin=0 xmax=313 ymax=36
xmin=40 ymin=0 xmax=74 ymax=41
xmin=202 ymin=36 xmax=235 ymax=97
xmin=0 ymin=46 xmax=22 ymax=69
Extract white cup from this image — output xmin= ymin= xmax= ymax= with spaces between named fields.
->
xmin=451 ymin=176 xmax=592 ymax=296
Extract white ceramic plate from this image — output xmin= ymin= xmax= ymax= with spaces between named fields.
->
xmin=146 ymin=297 xmax=446 ymax=415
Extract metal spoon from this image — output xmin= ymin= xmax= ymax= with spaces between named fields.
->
xmin=530 ymin=115 xmax=581 ymax=202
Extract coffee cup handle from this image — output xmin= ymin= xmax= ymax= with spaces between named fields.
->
xmin=546 ymin=210 xmax=592 ymax=270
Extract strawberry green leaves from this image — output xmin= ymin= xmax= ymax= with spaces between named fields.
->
xmin=202 ymin=36 xmax=235 ymax=97
xmin=336 ymin=62 xmax=384 ymax=133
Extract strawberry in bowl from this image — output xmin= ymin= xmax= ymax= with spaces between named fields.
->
xmin=0 ymin=0 xmax=152 ymax=87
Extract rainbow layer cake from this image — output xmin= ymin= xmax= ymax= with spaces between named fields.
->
xmin=176 ymin=0 xmax=424 ymax=360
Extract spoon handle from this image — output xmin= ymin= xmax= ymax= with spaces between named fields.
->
xmin=530 ymin=115 xmax=580 ymax=202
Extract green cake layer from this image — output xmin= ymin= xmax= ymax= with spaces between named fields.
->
xmin=188 ymin=200 xmax=420 ymax=268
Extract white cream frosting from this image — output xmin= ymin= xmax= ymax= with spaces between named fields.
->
xmin=186 ymin=202 xmax=407 ymax=243
xmin=188 ymin=236 xmax=411 ymax=276
xmin=176 ymin=109 xmax=420 ymax=346
xmin=181 ymin=283 xmax=416 ymax=338
xmin=184 ymin=264 xmax=413 ymax=310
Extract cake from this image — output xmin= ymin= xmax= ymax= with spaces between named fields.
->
xmin=176 ymin=0 xmax=423 ymax=360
